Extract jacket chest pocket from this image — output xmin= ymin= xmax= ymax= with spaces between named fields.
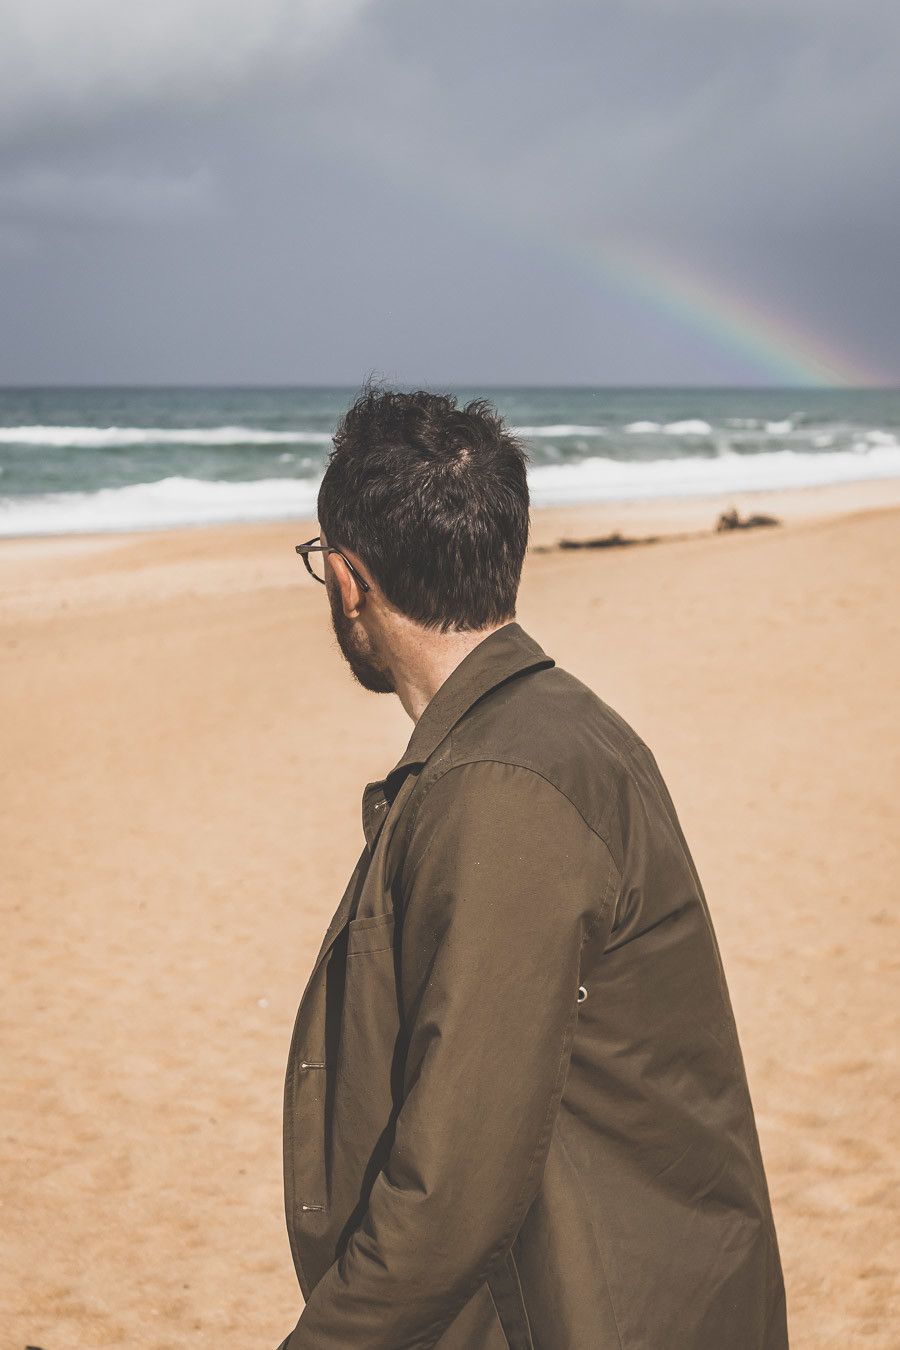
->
xmin=336 ymin=910 xmax=401 ymax=1140
xmin=346 ymin=910 xmax=395 ymax=957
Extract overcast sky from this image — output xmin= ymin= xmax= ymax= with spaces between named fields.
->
xmin=1 ymin=0 xmax=897 ymax=386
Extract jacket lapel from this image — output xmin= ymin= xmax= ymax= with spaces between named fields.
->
xmin=301 ymin=623 xmax=555 ymax=989
xmin=304 ymin=767 xmax=420 ymax=986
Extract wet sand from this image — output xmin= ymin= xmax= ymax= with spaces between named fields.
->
xmin=2 ymin=478 xmax=898 ymax=1347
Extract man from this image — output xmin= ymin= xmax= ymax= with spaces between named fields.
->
xmin=277 ymin=386 xmax=788 ymax=1349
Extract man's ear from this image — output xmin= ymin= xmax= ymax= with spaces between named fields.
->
xmin=330 ymin=553 xmax=363 ymax=619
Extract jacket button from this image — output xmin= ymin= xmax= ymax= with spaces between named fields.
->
xmin=577 ymin=985 xmax=588 ymax=1003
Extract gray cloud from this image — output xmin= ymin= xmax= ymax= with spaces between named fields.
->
xmin=1 ymin=0 xmax=897 ymax=384
xmin=0 ymin=0 xmax=372 ymax=142
xmin=0 ymin=164 xmax=218 ymax=225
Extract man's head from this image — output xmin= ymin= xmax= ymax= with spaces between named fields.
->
xmin=316 ymin=384 xmax=531 ymax=694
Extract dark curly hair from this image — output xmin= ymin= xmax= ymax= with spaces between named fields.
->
xmin=317 ymin=383 xmax=531 ymax=633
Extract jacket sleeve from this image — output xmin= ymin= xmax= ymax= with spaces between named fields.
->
xmin=282 ymin=758 xmax=620 ymax=1349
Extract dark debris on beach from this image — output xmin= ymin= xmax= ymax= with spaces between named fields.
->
xmin=532 ymin=506 xmax=782 ymax=553
xmin=715 ymin=507 xmax=781 ymax=531
xmin=558 ymin=530 xmax=660 ymax=550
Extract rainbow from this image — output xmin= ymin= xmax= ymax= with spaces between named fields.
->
xmin=586 ymin=237 xmax=883 ymax=387
xmin=340 ymin=134 xmax=887 ymax=386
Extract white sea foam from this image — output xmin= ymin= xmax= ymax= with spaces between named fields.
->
xmin=527 ymin=442 xmax=900 ymax=507
xmin=0 ymin=425 xmax=333 ymax=448
xmin=625 ymin=417 xmax=713 ymax=435
xmin=2 ymin=442 xmax=900 ymax=536
xmin=662 ymin=419 xmax=713 ymax=435
xmin=0 ymin=475 xmax=321 ymax=536
xmin=512 ymin=424 xmax=606 ymax=437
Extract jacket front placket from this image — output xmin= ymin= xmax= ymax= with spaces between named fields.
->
xmin=282 ymin=766 xmax=420 ymax=1298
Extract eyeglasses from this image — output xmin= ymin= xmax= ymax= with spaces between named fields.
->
xmin=295 ymin=535 xmax=371 ymax=592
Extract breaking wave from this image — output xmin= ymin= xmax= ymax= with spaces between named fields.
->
xmin=2 ymin=440 xmax=899 ymax=535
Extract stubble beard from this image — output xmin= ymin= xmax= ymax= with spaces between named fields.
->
xmin=327 ymin=577 xmax=395 ymax=694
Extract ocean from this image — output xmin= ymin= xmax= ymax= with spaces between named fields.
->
xmin=1 ymin=386 xmax=899 ymax=536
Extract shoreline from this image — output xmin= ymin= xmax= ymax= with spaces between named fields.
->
xmin=1 ymin=477 xmax=899 ymax=618
xmin=0 ymin=472 xmax=898 ymax=549
xmin=2 ymin=476 xmax=898 ymax=625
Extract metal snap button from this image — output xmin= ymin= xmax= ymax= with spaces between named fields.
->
xmin=577 ymin=984 xmax=588 ymax=1003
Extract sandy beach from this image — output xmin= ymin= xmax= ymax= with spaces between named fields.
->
xmin=2 ymin=477 xmax=898 ymax=1348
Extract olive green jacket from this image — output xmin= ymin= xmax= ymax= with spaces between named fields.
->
xmin=279 ymin=622 xmax=788 ymax=1349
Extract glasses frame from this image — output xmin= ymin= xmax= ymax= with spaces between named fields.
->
xmin=295 ymin=535 xmax=371 ymax=592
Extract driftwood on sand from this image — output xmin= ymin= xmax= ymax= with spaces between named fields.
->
xmin=557 ymin=531 xmax=660 ymax=550
xmin=534 ymin=506 xmax=782 ymax=553
xmin=715 ymin=507 xmax=781 ymax=531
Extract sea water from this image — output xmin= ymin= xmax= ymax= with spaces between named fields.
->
xmin=1 ymin=386 xmax=899 ymax=536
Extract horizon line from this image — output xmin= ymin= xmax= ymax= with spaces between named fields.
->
xmin=1 ymin=381 xmax=898 ymax=393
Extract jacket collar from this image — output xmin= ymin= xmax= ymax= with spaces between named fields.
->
xmin=382 ymin=619 xmax=554 ymax=795
xmin=360 ymin=622 xmax=554 ymax=849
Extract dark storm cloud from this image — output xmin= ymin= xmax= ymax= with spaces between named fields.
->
xmin=1 ymin=0 xmax=897 ymax=383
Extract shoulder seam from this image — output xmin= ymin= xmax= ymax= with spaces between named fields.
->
xmin=438 ymin=747 xmax=621 ymax=876
xmin=399 ymin=753 xmax=622 ymax=945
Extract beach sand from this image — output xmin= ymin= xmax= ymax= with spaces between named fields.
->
xmin=2 ymin=478 xmax=898 ymax=1347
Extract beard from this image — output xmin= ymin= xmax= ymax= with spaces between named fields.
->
xmin=327 ymin=576 xmax=395 ymax=694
